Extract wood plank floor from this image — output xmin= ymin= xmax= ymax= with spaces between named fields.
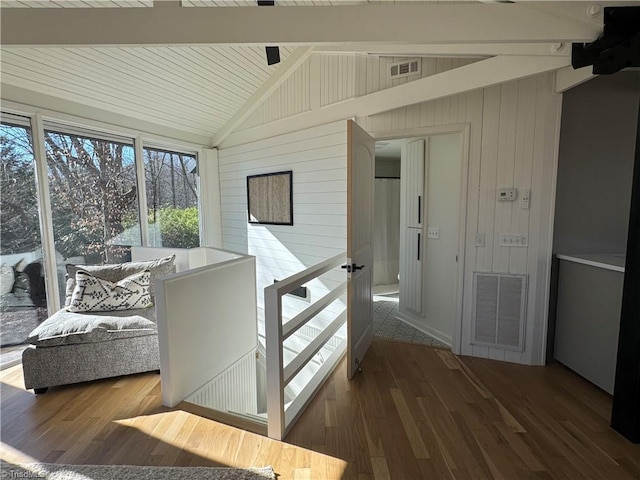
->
xmin=1 ymin=338 xmax=638 ymax=479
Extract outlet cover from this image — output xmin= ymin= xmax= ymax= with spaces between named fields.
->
xmin=499 ymin=233 xmax=528 ymax=247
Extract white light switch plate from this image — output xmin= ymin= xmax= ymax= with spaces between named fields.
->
xmin=499 ymin=233 xmax=528 ymax=247
xmin=521 ymin=189 xmax=531 ymax=209
xmin=427 ymin=227 xmax=440 ymax=239
xmin=475 ymin=233 xmax=485 ymax=247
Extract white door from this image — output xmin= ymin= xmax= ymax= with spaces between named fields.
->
xmin=346 ymin=119 xmax=375 ymax=379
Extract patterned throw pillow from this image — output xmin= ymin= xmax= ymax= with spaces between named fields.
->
xmin=68 ymin=269 xmax=153 ymax=313
xmin=65 ymin=255 xmax=175 ymax=306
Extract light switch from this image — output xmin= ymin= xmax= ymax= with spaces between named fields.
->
xmin=427 ymin=227 xmax=440 ymax=239
xmin=521 ymin=189 xmax=530 ymax=209
xmin=475 ymin=233 xmax=485 ymax=247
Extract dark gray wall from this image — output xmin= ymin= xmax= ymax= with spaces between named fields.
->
xmin=553 ymin=72 xmax=640 ymax=254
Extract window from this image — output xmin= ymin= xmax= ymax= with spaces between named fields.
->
xmin=0 ymin=112 xmax=203 ymax=326
xmin=143 ymin=147 xmax=199 ymax=248
xmin=0 ymin=116 xmax=49 ymax=366
xmin=43 ymin=126 xmax=142 ymax=303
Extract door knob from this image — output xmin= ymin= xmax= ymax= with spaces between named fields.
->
xmin=341 ymin=263 xmax=365 ymax=273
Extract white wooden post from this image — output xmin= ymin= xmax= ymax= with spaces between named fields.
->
xmin=32 ymin=113 xmax=60 ymax=315
xmin=265 ymin=284 xmax=285 ymax=440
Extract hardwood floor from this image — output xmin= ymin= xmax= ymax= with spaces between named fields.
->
xmin=1 ymin=338 xmax=638 ymax=479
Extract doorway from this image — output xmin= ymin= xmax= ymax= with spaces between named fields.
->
xmin=373 ymin=128 xmax=467 ymax=349
xmin=373 ymin=141 xmax=402 ymax=295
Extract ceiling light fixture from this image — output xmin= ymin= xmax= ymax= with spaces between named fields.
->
xmin=257 ymin=0 xmax=281 ymax=66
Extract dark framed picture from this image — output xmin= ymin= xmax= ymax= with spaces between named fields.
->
xmin=247 ymin=170 xmax=293 ymax=226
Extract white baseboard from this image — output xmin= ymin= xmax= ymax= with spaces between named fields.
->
xmin=396 ymin=311 xmax=452 ymax=346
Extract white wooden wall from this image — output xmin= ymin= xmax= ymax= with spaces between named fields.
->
xmin=221 ymin=55 xmax=562 ymax=366
xmin=238 ymin=54 xmax=479 ymax=131
xmin=360 ymin=73 xmax=562 ymax=366
xmin=218 ymin=120 xmax=348 ymax=327
xmin=241 ymin=57 xmax=312 ymax=130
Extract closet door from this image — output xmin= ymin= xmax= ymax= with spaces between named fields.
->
xmin=400 ymin=227 xmax=423 ymax=314
xmin=404 ymin=140 xmax=425 ymax=228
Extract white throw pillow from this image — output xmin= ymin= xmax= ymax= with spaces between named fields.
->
xmin=0 ymin=263 xmax=15 ymax=295
xmin=68 ymin=269 xmax=153 ymax=313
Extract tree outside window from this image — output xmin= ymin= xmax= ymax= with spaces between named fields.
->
xmin=144 ymin=147 xmax=199 ymax=249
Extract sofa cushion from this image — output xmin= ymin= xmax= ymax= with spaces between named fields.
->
xmin=68 ymin=270 xmax=153 ymax=313
xmin=65 ymin=255 xmax=175 ymax=306
xmin=27 ymin=309 xmax=157 ymax=347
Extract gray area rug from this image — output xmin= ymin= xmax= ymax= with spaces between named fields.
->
xmin=0 ymin=463 xmax=275 ymax=480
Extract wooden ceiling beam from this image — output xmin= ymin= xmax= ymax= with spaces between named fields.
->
xmin=1 ymin=3 xmax=602 ymax=47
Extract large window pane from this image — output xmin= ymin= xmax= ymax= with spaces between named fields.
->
xmin=0 ymin=120 xmax=49 ymax=366
xmin=44 ymin=129 xmax=141 ymax=302
xmin=144 ymin=147 xmax=199 ymax=248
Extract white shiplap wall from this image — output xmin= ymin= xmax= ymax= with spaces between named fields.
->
xmin=360 ymin=73 xmax=561 ymax=365
xmin=238 ymin=54 xmax=481 ymax=131
xmin=220 ymin=53 xmax=561 ymax=366
xmin=218 ymin=120 xmax=348 ymax=326
xmin=185 ymin=349 xmax=257 ymax=416
xmin=240 ymin=57 xmax=312 ymax=130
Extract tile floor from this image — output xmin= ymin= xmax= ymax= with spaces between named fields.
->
xmin=373 ymin=288 xmax=448 ymax=348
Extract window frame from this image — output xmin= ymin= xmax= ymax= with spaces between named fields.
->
xmin=1 ymin=106 xmax=205 ymax=313
xmin=140 ymin=143 xmax=201 ymax=248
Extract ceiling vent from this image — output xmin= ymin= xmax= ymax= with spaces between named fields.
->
xmin=389 ymin=59 xmax=421 ymax=80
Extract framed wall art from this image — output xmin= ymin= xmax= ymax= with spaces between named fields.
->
xmin=247 ymin=170 xmax=293 ymax=226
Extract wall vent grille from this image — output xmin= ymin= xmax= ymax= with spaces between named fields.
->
xmin=389 ymin=59 xmax=421 ymax=79
xmin=472 ymin=272 xmax=527 ymax=351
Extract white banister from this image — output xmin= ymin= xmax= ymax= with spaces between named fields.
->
xmin=285 ymin=337 xmax=346 ymax=428
xmin=282 ymin=280 xmax=347 ymax=340
xmin=265 ymin=285 xmax=285 ymax=440
xmin=270 ymin=253 xmax=347 ymax=296
xmin=284 ymin=310 xmax=346 ymax=384
xmin=265 ymin=252 xmax=347 ymax=440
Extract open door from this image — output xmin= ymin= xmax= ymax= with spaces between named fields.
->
xmin=346 ymin=119 xmax=375 ymax=379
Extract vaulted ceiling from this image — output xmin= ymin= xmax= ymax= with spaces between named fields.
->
xmin=0 ymin=1 xmax=634 ymax=147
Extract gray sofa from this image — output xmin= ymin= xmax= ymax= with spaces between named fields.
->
xmin=22 ymin=256 xmax=175 ymax=394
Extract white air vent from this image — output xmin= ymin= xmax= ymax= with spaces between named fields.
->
xmin=389 ymin=58 xmax=421 ymax=80
xmin=472 ymin=272 xmax=527 ymax=351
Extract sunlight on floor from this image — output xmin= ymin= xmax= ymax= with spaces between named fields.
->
xmin=0 ymin=442 xmax=40 ymax=464
xmin=0 ymin=364 xmax=25 ymax=389
xmin=115 ymin=411 xmax=349 ymax=476
xmin=373 ymin=294 xmax=399 ymax=303
xmin=372 ymin=283 xmax=399 ymax=296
